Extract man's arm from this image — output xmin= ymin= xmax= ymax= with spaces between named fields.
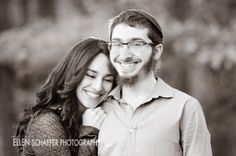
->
xmin=180 ymin=98 xmax=212 ymax=156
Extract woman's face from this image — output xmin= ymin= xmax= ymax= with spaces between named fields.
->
xmin=76 ymin=53 xmax=114 ymax=108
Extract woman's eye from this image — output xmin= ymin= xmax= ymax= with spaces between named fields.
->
xmin=105 ymin=80 xmax=112 ymax=82
xmin=86 ymin=74 xmax=95 ymax=78
xmin=104 ymin=78 xmax=113 ymax=83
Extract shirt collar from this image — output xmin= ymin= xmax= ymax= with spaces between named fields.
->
xmin=107 ymin=84 xmax=122 ymax=101
xmin=152 ymin=78 xmax=174 ymax=99
xmin=108 ymin=77 xmax=174 ymax=102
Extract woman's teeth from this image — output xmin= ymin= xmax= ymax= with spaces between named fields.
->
xmin=85 ymin=90 xmax=101 ymax=98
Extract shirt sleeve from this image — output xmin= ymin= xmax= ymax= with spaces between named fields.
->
xmin=180 ymin=98 xmax=212 ymax=156
xmin=78 ymin=125 xmax=99 ymax=156
xmin=24 ymin=113 xmax=71 ymax=156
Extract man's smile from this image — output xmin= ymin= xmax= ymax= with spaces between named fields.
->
xmin=115 ymin=59 xmax=141 ymax=68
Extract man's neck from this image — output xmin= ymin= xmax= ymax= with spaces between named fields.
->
xmin=121 ymin=72 xmax=156 ymax=107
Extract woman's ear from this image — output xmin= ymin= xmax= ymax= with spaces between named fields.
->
xmin=154 ymin=44 xmax=163 ymax=60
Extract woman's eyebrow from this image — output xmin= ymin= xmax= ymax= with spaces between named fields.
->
xmin=87 ymin=69 xmax=97 ymax=74
xmin=105 ymin=74 xmax=114 ymax=77
xmin=87 ymin=69 xmax=114 ymax=77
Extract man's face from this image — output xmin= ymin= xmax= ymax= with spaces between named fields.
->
xmin=109 ymin=23 xmax=154 ymax=84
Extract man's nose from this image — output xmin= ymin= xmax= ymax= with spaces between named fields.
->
xmin=119 ymin=46 xmax=132 ymax=59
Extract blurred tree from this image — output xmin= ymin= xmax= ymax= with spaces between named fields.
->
xmin=38 ymin=0 xmax=56 ymax=19
xmin=168 ymin=0 xmax=191 ymax=22
xmin=0 ymin=65 xmax=17 ymax=156
xmin=72 ymin=0 xmax=89 ymax=15
xmin=0 ymin=0 xmax=12 ymax=32
xmin=190 ymin=0 xmax=236 ymax=26
xmin=0 ymin=0 xmax=236 ymax=155
xmin=210 ymin=0 xmax=236 ymax=26
xmin=20 ymin=0 xmax=30 ymax=25
xmin=228 ymin=0 xmax=236 ymax=23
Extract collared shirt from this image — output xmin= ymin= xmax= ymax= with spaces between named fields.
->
xmin=98 ymin=78 xmax=212 ymax=156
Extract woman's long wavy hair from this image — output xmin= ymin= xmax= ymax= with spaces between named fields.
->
xmin=16 ymin=38 xmax=116 ymax=153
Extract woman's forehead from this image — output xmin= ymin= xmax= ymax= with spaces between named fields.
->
xmin=87 ymin=53 xmax=113 ymax=76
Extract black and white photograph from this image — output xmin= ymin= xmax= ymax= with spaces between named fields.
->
xmin=0 ymin=0 xmax=236 ymax=156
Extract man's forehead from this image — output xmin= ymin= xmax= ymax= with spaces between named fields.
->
xmin=112 ymin=37 xmax=147 ymax=42
xmin=111 ymin=23 xmax=151 ymax=42
xmin=112 ymin=23 xmax=149 ymax=33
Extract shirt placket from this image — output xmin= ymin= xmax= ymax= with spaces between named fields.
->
xmin=119 ymin=102 xmax=142 ymax=156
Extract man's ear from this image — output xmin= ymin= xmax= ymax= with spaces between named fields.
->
xmin=154 ymin=44 xmax=163 ymax=60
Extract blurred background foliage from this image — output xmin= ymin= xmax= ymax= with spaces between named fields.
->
xmin=0 ymin=0 xmax=235 ymax=155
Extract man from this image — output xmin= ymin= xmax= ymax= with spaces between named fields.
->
xmin=98 ymin=9 xmax=212 ymax=156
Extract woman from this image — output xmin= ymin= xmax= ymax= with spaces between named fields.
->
xmin=16 ymin=38 xmax=116 ymax=156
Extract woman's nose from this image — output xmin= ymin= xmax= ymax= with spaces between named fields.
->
xmin=92 ymin=78 xmax=103 ymax=92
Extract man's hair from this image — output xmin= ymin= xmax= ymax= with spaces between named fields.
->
xmin=109 ymin=10 xmax=163 ymax=45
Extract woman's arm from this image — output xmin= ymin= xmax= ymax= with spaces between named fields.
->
xmin=78 ymin=107 xmax=106 ymax=156
xmin=78 ymin=126 xmax=99 ymax=156
xmin=23 ymin=112 xmax=71 ymax=156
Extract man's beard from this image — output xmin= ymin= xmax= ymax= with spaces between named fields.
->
xmin=117 ymin=52 xmax=156 ymax=86
xmin=117 ymin=75 xmax=138 ymax=86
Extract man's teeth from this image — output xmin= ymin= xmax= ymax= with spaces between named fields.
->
xmin=119 ymin=62 xmax=137 ymax=67
xmin=86 ymin=91 xmax=100 ymax=98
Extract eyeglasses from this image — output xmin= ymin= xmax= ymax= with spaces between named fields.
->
xmin=107 ymin=40 xmax=154 ymax=50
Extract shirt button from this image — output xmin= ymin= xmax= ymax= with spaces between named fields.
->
xmin=129 ymin=128 xmax=134 ymax=133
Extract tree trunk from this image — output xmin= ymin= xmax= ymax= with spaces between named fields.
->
xmin=0 ymin=65 xmax=17 ymax=156
xmin=0 ymin=0 xmax=11 ymax=32
xmin=38 ymin=0 xmax=56 ymax=19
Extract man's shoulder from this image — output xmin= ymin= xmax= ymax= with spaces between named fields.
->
xmin=156 ymin=83 xmax=202 ymax=113
xmin=101 ymin=97 xmax=117 ymax=113
xmin=173 ymin=87 xmax=192 ymax=98
xmin=172 ymin=87 xmax=201 ymax=108
xmin=163 ymin=82 xmax=198 ymax=104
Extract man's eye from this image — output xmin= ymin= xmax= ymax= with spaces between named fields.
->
xmin=113 ymin=42 xmax=122 ymax=47
xmin=132 ymin=42 xmax=143 ymax=46
xmin=86 ymin=74 xmax=95 ymax=78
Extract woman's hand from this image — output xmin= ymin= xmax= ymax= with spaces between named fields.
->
xmin=82 ymin=107 xmax=107 ymax=129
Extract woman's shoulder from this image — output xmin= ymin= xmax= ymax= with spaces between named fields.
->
xmin=22 ymin=112 xmax=72 ymax=156
xmin=33 ymin=112 xmax=60 ymax=124
xmin=28 ymin=112 xmax=60 ymax=129
xmin=25 ymin=111 xmax=67 ymax=140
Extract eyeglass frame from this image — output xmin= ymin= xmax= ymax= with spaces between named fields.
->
xmin=107 ymin=40 xmax=154 ymax=50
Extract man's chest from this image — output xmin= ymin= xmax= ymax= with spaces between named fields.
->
xmin=99 ymin=100 xmax=184 ymax=156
